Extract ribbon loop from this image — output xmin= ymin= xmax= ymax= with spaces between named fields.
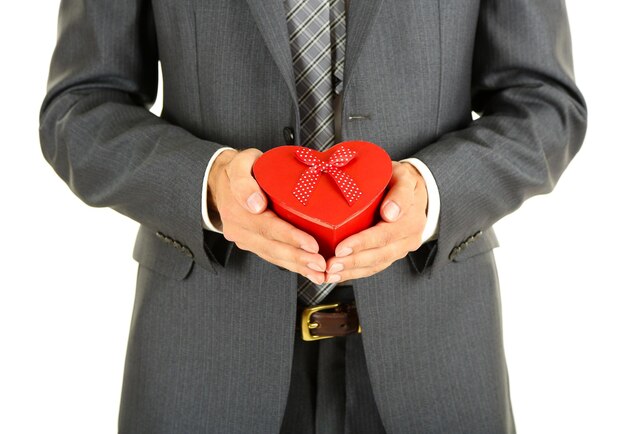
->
xmin=292 ymin=145 xmax=363 ymax=206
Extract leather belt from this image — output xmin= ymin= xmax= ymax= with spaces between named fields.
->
xmin=296 ymin=301 xmax=361 ymax=341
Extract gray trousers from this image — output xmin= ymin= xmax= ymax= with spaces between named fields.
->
xmin=280 ymin=286 xmax=387 ymax=434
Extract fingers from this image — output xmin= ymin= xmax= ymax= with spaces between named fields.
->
xmin=326 ymin=195 xmax=427 ymax=282
xmin=220 ymin=148 xmax=318 ymax=251
xmin=325 ymin=238 xmax=414 ymax=282
xmin=256 ymin=210 xmax=320 ymax=254
xmin=333 ymin=161 xmax=427 ymax=257
xmin=215 ymin=147 xmax=327 ymax=282
xmin=335 ymin=219 xmax=423 ymax=258
xmin=334 ymin=220 xmax=414 ymax=257
xmin=223 ymin=208 xmax=323 ymax=262
xmin=220 ymin=196 xmax=324 ymax=281
xmin=240 ymin=235 xmax=327 ymax=284
xmin=226 ymin=148 xmax=267 ymax=214
xmin=379 ymin=162 xmax=421 ymax=222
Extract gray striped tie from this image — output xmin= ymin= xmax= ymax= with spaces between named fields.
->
xmin=285 ymin=0 xmax=346 ymax=305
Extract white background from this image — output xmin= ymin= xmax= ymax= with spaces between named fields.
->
xmin=1 ymin=1 xmax=624 ymax=433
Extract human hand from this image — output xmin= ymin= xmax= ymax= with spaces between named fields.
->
xmin=207 ymin=148 xmax=327 ymax=284
xmin=323 ymin=161 xmax=428 ymax=283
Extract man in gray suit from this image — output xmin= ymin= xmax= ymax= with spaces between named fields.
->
xmin=40 ymin=0 xmax=587 ymax=432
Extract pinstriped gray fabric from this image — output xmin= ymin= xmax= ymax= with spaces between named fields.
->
xmin=344 ymin=334 xmax=387 ymax=433
xmin=279 ymin=335 xmax=387 ymax=434
xmin=353 ymin=250 xmax=516 ymax=433
xmin=118 ymin=248 xmax=297 ymax=433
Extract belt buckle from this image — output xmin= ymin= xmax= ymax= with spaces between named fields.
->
xmin=300 ymin=302 xmax=362 ymax=341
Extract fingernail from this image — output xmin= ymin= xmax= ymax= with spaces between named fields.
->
xmin=383 ymin=200 xmax=400 ymax=221
xmin=246 ymin=192 xmax=264 ymax=213
xmin=306 ymin=274 xmax=323 ymax=285
xmin=301 ymin=244 xmax=318 ymax=254
xmin=328 ymin=263 xmax=344 ymax=273
xmin=326 ymin=274 xmax=341 ymax=283
xmin=307 ymin=262 xmax=325 ymax=272
xmin=336 ymin=247 xmax=353 ymax=257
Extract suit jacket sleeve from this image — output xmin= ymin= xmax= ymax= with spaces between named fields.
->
xmin=412 ymin=0 xmax=588 ymax=273
xmin=39 ymin=0 xmax=223 ymax=274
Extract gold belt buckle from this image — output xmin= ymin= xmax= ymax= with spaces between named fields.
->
xmin=300 ymin=302 xmax=362 ymax=341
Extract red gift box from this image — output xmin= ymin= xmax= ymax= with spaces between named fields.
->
xmin=252 ymin=141 xmax=393 ymax=259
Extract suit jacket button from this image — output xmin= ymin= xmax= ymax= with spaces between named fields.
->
xmin=283 ymin=127 xmax=295 ymax=145
xmin=448 ymin=247 xmax=460 ymax=260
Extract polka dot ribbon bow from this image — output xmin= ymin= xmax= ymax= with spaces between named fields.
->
xmin=292 ymin=145 xmax=363 ymax=206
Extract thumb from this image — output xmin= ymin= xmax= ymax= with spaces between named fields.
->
xmin=228 ymin=148 xmax=268 ymax=214
xmin=379 ymin=162 xmax=419 ymax=222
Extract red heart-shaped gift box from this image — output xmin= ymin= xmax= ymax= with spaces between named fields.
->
xmin=252 ymin=141 xmax=392 ymax=259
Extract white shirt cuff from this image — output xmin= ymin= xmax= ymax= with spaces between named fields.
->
xmin=399 ymin=157 xmax=440 ymax=244
xmin=202 ymin=147 xmax=236 ymax=233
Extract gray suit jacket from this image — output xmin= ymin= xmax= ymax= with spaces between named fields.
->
xmin=39 ymin=0 xmax=587 ymax=432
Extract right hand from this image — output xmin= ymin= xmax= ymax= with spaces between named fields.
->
xmin=207 ymin=148 xmax=327 ymax=284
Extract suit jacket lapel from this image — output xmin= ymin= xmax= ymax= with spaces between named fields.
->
xmin=343 ymin=0 xmax=385 ymax=92
xmin=245 ymin=0 xmax=385 ymax=104
xmin=244 ymin=0 xmax=298 ymax=107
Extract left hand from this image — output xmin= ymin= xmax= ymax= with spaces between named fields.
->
xmin=324 ymin=161 xmax=428 ymax=283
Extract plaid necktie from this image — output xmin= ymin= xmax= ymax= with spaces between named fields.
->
xmin=285 ymin=0 xmax=346 ymax=305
